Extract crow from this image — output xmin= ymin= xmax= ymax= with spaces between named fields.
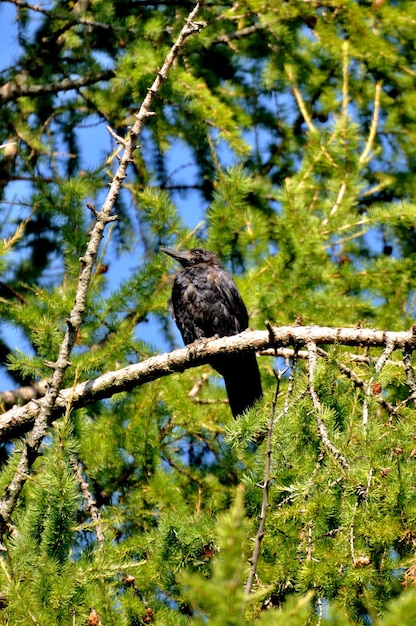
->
xmin=161 ymin=247 xmax=262 ymax=417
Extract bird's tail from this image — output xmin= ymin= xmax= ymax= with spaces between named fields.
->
xmin=212 ymin=352 xmax=262 ymax=418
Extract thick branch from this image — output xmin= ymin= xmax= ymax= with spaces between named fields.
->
xmin=0 ymin=324 xmax=415 ymax=442
xmin=4 ymin=345 xmax=400 ymax=413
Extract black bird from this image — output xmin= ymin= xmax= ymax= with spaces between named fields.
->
xmin=161 ymin=247 xmax=262 ymax=417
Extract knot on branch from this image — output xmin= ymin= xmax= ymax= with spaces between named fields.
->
xmin=184 ymin=20 xmax=207 ymax=36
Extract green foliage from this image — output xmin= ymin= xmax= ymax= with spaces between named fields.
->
xmin=1 ymin=0 xmax=416 ymax=624
xmin=178 ymin=487 xmax=250 ymax=625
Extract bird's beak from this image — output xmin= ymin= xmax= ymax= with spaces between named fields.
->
xmin=160 ymin=247 xmax=191 ymax=264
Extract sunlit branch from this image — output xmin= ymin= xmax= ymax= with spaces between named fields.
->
xmin=0 ymin=324 xmax=415 ymax=443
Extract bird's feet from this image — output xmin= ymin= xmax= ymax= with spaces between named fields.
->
xmin=187 ymin=335 xmax=218 ymax=361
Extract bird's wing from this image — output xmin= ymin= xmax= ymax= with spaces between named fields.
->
xmin=171 ymin=265 xmax=249 ymax=344
xmin=207 ymin=266 xmax=249 ymax=333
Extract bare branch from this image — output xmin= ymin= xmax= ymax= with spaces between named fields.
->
xmin=4 ymin=0 xmax=117 ymax=29
xmin=245 ymin=365 xmax=288 ymax=596
xmin=359 ymin=81 xmax=382 ymax=165
xmin=286 ymin=67 xmax=315 ymax=133
xmin=260 ymin=346 xmax=402 ymax=366
xmin=0 ymin=382 xmax=47 ymax=410
xmin=322 ymin=180 xmax=347 ymax=226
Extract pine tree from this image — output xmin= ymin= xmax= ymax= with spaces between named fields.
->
xmin=0 ymin=1 xmax=416 ymax=623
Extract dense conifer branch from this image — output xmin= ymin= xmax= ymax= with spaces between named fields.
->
xmin=315 ymin=346 xmax=396 ymax=416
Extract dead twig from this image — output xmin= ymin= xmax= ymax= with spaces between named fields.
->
xmin=245 ymin=364 xmax=289 ymax=595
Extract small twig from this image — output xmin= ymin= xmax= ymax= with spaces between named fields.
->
xmin=316 ymin=594 xmax=324 ymax=626
xmin=363 ymin=338 xmax=396 ymax=426
xmin=374 ymin=339 xmax=396 ymax=373
xmin=70 ymin=456 xmax=105 ymax=546
xmin=284 ymin=346 xmax=298 ymax=411
xmin=214 ymin=24 xmax=265 ymax=50
xmin=245 ymin=365 xmax=289 ymax=595
xmin=322 ymin=180 xmax=347 ymax=226
xmin=106 ymin=126 xmax=127 ymax=147
xmin=403 ymin=348 xmax=416 ymax=409
xmin=1 ymin=71 xmax=115 ymax=105
xmin=350 ymin=468 xmax=373 ymax=566
xmin=273 ymin=389 xmax=309 ymax=430
xmin=285 ymin=65 xmax=342 ymax=170
xmin=307 ymin=342 xmax=349 ymax=471
xmin=188 ymin=372 xmax=210 ymax=399
xmin=389 ymin=391 xmax=416 ymax=421
xmin=265 ymin=320 xmax=276 ymax=345
xmin=285 ymin=67 xmax=315 ymax=133
xmin=349 ymin=501 xmax=358 ymax=563
xmin=365 ymin=467 xmax=373 ymax=510
xmin=86 ymin=203 xmax=99 ymax=219
xmin=306 ymin=520 xmax=313 ymax=561
xmin=359 ymin=81 xmax=382 ymax=165
xmin=341 ymin=41 xmax=349 ymax=120
xmin=260 ymin=346 xmax=403 ymax=367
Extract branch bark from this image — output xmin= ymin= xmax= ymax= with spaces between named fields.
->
xmin=1 ymin=324 xmax=415 ymax=443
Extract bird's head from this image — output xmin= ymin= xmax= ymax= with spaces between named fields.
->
xmin=161 ymin=247 xmax=221 ymax=268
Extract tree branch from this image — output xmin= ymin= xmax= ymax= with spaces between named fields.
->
xmin=0 ymin=324 xmax=415 ymax=443
xmin=3 ymin=345 xmax=403 ymax=413
xmin=308 ymin=341 xmax=349 ymax=470
xmin=0 ymin=0 xmax=206 ymax=535
xmin=70 ymin=456 xmax=105 ymax=546
xmin=4 ymin=0 xmax=117 ymax=29
xmin=0 ymin=71 xmax=115 ymax=105
xmin=245 ymin=364 xmax=288 ymax=595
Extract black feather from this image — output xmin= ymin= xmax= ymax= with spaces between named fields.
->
xmin=162 ymin=248 xmax=262 ymax=417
